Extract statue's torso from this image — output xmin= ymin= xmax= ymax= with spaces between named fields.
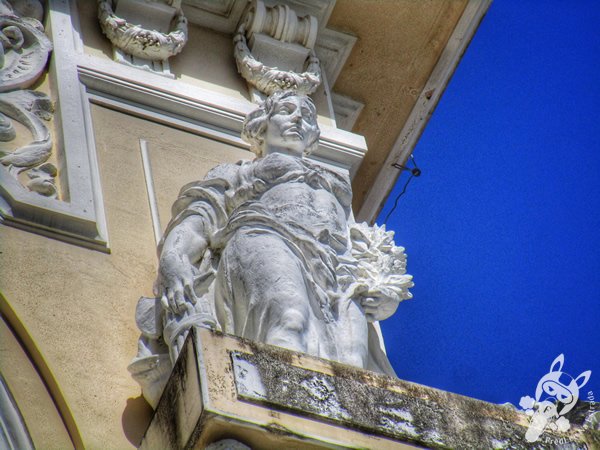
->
xmin=234 ymin=153 xmax=352 ymax=251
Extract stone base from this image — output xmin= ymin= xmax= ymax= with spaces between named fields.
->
xmin=140 ymin=328 xmax=598 ymax=449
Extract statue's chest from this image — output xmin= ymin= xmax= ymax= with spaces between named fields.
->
xmin=252 ymin=154 xmax=351 ymax=206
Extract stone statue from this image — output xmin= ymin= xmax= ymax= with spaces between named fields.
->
xmin=129 ymin=91 xmax=413 ymax=407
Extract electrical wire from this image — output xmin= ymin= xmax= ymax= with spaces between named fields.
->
xmin=383 ymin=155 xmax=421 ymax=224
xmin=383 ymin=174 xmax=414 ymax=224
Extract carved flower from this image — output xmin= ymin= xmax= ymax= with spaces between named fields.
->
xmin=337 ymin=223 xmax=413 ymax=321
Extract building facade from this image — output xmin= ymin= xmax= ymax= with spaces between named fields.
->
xmin=0 ymin=1 xmax=493 ymax=448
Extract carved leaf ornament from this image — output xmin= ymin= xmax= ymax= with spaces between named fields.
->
xmin=97 ymin=0 xmax=188 ymax=61
xmin=0 ymin=2 xmax=56 ymax=197
xmin=233 ymin=24 xmax=321 ymax=96
xmin=0 ymin=13 xmax=51 ymax=91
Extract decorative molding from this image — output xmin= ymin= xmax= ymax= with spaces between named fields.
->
xmin=0 ymin=0 xmax=366 ymax=250
xmin=245 ymin=1 xmax=318 ymax=48
xmin=0 ymin=4 xmax=56 ymax=197
xmin=331 ymin=91 xmax=363 ymax=131
xmin=0 ymin=0 xmax=109 ymax=251
xmin=262 ymin=0 xmax=335 ymax=30
xmin=182 ymin=0 xmax=358 ymax=118
xmin=181 ymin=0 xmax=246 ymax=34
xmin=181 ymin=0 xmax=336 ymax=34
xmin=314 ymin=27 xmax=356 ymax=86
xmin=357 ymin=0 xmax=493 ymax=223
xmin=78 ymin=55 xmax=366 ymax=176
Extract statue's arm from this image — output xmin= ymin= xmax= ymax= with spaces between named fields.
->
xmin=156 ymin=215 xmax=209 ymax=314
xmin=343 ymin=222 xmax=413 ymax=322
xmin=155 ymin=161 xmax=245 ymax=314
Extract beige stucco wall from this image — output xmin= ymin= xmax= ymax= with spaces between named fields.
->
xmin=328 ymin=0 xmax=468 ymax=210
xmin=0 ymin=311 xmax=73 ymax=449
xmin=0 ymin=105 xmax=251 ymax=448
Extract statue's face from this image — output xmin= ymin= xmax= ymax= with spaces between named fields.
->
xmin=264 ymin=95 xmax=318 ymax=156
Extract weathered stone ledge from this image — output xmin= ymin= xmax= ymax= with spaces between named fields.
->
xmin=140 ymin=328 xmax=599 ymax=449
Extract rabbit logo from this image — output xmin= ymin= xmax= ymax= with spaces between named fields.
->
xmin=519 ymin=354 xmax=591 ymax=442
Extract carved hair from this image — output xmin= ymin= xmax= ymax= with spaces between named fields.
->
xmin=241 ymin=91 xmax=320 ymax=157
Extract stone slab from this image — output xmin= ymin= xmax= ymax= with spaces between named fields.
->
xmin=140 ymin=328 xmax=599 ymax=449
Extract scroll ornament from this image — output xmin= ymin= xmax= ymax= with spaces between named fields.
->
xmin=0 ymin=1 xmax=56 ymax=197
xmin=97 ymin=0 xmax=188 ymax=61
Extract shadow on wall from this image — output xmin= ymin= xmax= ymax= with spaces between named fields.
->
xmin=122 ymin=395 xmax=153 ymax=446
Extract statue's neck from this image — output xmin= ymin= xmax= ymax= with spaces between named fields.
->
xmin=263 ymin=146 xmax=304 ymax=158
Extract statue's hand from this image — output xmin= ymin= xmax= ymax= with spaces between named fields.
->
xmin=156 ymin=250 xmax=200 ymax=315
xmin=359 ymin=291 xmax=399 ymax=322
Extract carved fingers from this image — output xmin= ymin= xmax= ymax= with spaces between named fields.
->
xmin=157 ymin=251 xmax=200 ymax=315
xmin=359 ymin=293 xmax=400 ymax=322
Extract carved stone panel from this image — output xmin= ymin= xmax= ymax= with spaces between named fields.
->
xmin=1 ymin=0 xmax=109 ymax=251
xmin=0 ymin=3 xmax=56 ymax=197
xmin=0 ymin=12 xmax=51 ymax=92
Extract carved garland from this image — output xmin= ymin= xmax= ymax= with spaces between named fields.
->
xmin=97 ymin=0 xmax=188 ymax=61
xmin=0 ymin=6 xmax=55 ymax=197
xmin=233 ymin=24 xmax=321 ymax=96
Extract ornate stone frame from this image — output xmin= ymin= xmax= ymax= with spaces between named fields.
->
xmin=0 ymin=0 xmax=109 ymax=251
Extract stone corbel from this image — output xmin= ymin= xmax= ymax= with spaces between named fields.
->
xmin=233 ymin=0 xmax=321 ymax=98
xmin=97 ymin=0 xmax=188 ymax=76
xmin=0 ymin=1 xmax=56 ymax=197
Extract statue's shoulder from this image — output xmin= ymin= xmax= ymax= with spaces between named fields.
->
xmin=203 ymin=160 xmax=249 ymax=182
xmin=252 ymin=153 xmax=304 ymax=181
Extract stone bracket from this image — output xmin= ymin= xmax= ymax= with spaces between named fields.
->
xmin=234 ymin=0 xmax=322 ymax=99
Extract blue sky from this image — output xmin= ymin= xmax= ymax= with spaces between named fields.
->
xmin=379 ymin=0 xmax=600 ymax=406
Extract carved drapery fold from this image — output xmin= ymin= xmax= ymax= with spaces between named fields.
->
xmin=97 ymin=0 xmax=188 ymax=62
xmin=0 ymin=1 xmax=55 ymax=197
xmin=233 ymin=0 xmax=322 ymax=97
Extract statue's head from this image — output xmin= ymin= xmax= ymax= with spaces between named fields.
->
xmin=242 ymin=91 xmax=320 ymax=157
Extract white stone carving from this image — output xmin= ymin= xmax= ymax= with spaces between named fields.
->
xmin=129 ymin=92 xmax=412 ymax=408
xmin=233 ymin=0 xmax=321 ymax=96
xmin=0 ymin=373 xmax=34 ymax=450
xmin=97 ymin=0 xmax=188 ymax=62
xmin=0 ymin=90 xmax=55 ymax=196
xmin=0 ymin=3 xmax=51 ymax=92
xmin=0 ymin=2 xmax=56 ymax=197
xmin=0 ymin=0 xmax=109 ymax=251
